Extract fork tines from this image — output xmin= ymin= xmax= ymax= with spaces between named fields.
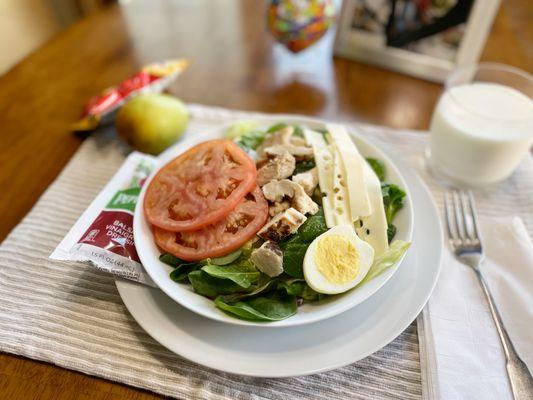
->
xmin=443 ymin=189 xmax=482 ymax=249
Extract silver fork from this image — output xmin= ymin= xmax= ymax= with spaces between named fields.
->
xmin=444 ymin=189 xmax=533 ymax=400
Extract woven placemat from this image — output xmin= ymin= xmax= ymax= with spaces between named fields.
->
xmin=0 ymin=105 xmax=450 ymax=399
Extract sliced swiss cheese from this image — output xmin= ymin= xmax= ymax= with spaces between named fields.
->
xmin=327 ymin=124 xmax=372 ymax=220
xmin=303 ymin=129 xmax=336 ymax=227
xmin=330 ymin=143 xmax=352 ymax=226
xmin=355 ymin=161 xmax=389 ymax=256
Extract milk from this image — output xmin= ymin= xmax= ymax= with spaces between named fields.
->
xmin=429 ymin=83 xmax=533 ymax=186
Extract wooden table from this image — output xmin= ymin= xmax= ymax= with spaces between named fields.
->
xmin=0 ymin=1 xmax=530 ymax=399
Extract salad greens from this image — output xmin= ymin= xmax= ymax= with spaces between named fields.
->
xmin=293 ymin=159 xmax=316 ymax=174
xmin=360 ymin=240 xmax=411 ymax=285
xmin=365 ymin=158 xmax=386 ymax=182
xmin=226 ymin=122 xmax=306 ymax=152
xmin=159 ymin=122 xmax=411 ymax=322
xmin=215 ymin=291 xmax=297 ymax=322
xmin=188 ymin=270 xmax=244 ymax=297
xmin=381 ymin=183 xmax=406 ymax=242
xmin=280 ymin=208 xmax=329 ymax=278
xmin=235 ymin=130 xmax=267 ymax=151
xmin=202 ymin=261 xmax=260 ymax=289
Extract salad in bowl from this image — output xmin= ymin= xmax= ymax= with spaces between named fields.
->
xmin=136 ymin=120 xmax=412 ymax=324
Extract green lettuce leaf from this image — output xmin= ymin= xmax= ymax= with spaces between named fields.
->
xmin=224 ymin=121 xmax=259 ymax=140
xmin=360 ymin=240 xmax=411 ymax=285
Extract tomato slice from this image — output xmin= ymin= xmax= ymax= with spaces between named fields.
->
xmin=154 ymin=186 xmax=268 ymax=261
xmin=144 ymin=140 xmax=257 ymax=231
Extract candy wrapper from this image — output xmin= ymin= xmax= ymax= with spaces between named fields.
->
xmin=73 ymin=59 xmax=189 ymax=131
xmin=267 ymin=0 xmax=335 ymax=53
xmin=51 ymin=153 xmax=157 ymax=287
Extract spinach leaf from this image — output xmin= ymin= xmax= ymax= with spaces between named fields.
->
xmin=217 ymin=275 xmax=278 ymax=303
xmin=365 ymin=158 xmax=386 ymax=182
xmin=387 ymin=224 xmax=397 ymax=243
xmin=160 ymin=253 xmax=201 ymax=283
xmin=201 ymin=260 xmax=260 ymax=288
xmin=297 ymin=208 xmax=328 ymax=242
xmin=159 ymin=253 xmax=187 ymax=266
xmin=169 ymin=263 xmax=201 ymax=283
xmin=381 ymin=183 xmax=406 ymax=224
xmin=215 ymin=292 xmax=297 ymax=321
xmin=279 ymin=208 xmax=328 ymax=278
xmin=293 ymin=159 xmax=316 ymax=175
xmin=277 ymin=278 xmax=322 ymax=302
xmin=188 ymin=270 xmax=244 ymax=298
xmin=279 ymin=240 xmax=308 ymax=278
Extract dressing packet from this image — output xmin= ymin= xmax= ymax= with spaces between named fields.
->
xmin=50 ymin=152 xmax=158 ymax=287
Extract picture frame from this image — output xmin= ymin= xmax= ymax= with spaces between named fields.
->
xmin=334 ymin=0 xmax=501 ymax=83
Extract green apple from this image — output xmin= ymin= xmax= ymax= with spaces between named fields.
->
xmin=116 ymin=93 xmax=189 ymax=155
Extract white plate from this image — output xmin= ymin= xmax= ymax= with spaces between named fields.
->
xmin=134 ymin=118 xmax=414 ymax=327
xmin=117 ymin=143 xmax=442 ymax=377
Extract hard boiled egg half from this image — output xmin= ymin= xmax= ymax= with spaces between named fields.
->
xmin=303 ymin=225 xmax=374 ymax=294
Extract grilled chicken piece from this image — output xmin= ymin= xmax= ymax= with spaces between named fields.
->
xmin=251 ymin=241 xmax=283 ymax=277
xmin=264 ymin=144 xmax=313 ymax=161
xmin=262 ymin=179 xmax=318 ymax=216
xmin=269 ymin=200 xmax=290 ymax=217
xmin=292 ymin=167 xmax=319 ymax=196
xmin=256 ymin=126 xmax=293 ymax=162
xmin=290 ymin=136 xmax=307 ymax=146
xmin=256 ymin=151 xmax=295 ymax=186
xmin=257 ymin=208 xmax=307 ymax=242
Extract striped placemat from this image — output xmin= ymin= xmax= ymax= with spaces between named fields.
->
xmin=1 ymin=104 xmax=456 ymax=399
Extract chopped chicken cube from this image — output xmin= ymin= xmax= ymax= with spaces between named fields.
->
xmin=257 ymin=208 xmax=307 ymax=242
xmin=251 ymin=241 xmax=283 ymax=277
xmin=262 ymin=179 xmax=295 ymax=203
xmin=264 ymin=144 xmax=313 ymax=161
xmin=256 ymin=152 xmax=295 ymax=186
xmin=291 ymin=183 xmax=319 ymax=215
xmin=269 ymin=200 xmax=290 ymax=217
xmin=262 ymin=179 xmax=318 ymax=216
xmin=292 ymin=167 xmax=319 ymax=196
xmin=290 ymin=136 xmax=307 ymax=146
xmin=256 ymin=126 xmax=293 ymax=161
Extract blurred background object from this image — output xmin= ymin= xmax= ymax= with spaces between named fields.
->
xmin=335 ymin=0 xmax=501 ymax=82
xmin=0 ymin=0 xmax=114 ymax=74
xmin=267 ymin=0 xmax=335 ymax=53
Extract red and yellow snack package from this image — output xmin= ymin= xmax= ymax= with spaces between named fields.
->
xmin=73 ymin=59 xmax=189 ymax=131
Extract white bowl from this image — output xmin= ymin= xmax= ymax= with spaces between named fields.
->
xmin=134 ymin=117 xmax=413 ymax=327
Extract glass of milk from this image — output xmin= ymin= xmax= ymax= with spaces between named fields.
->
xmin=427 ymin=63 xmax=533 ymax=187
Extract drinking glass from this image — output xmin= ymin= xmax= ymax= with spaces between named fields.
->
xmin=427 ymin=63 xmax=533 ymax=187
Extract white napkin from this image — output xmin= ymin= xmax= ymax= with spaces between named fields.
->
xmin=419 ymin=216 xmax=533 ymax=400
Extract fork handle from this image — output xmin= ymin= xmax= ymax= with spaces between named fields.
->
xmin=475 ymin=269 xmax=533 ymax=399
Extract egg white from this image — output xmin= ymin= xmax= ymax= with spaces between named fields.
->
xmin=303 ymin=225 xmax=375 ymax=295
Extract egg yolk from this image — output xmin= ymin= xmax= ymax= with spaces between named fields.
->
xmin=314 ymin=235 xmax=359 ymax=284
